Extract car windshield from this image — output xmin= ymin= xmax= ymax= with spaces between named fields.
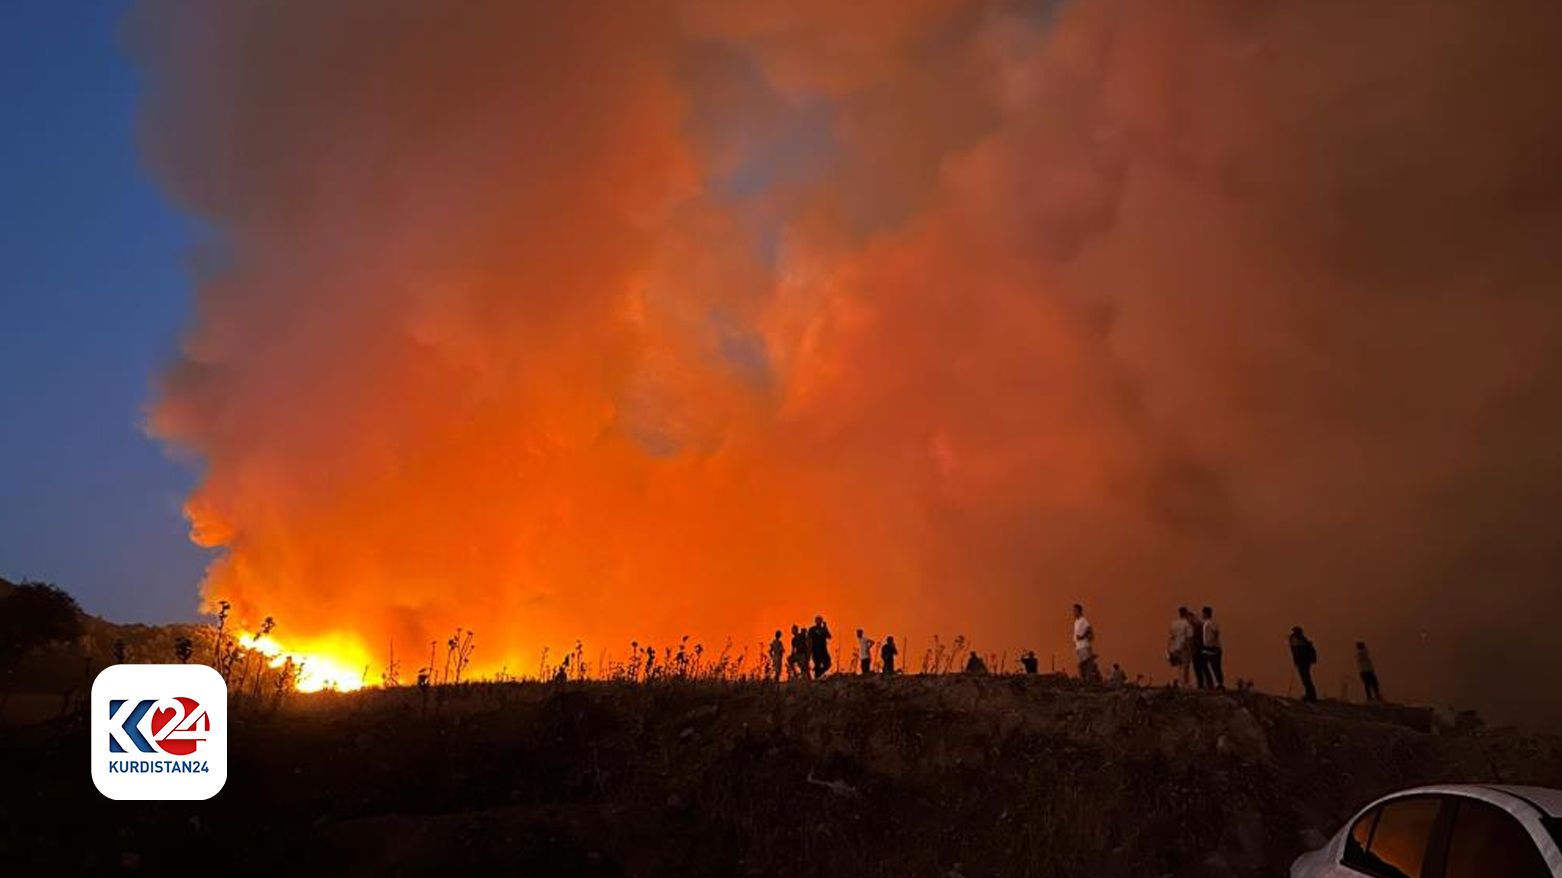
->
xmin=1546 ymin=817 xmax=1562 ymax=850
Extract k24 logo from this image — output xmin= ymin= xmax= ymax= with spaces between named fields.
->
xmin=107 ymin=696 xmax=211 ymax=756
xmin=92 ymin=664 xmax=227 ymax=800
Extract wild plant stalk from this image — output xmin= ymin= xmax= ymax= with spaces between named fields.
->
xmin=453 ymin=629 xmax=476 ymax=683
xmin=672 ymin=636 xmax=691 ymax=679
xmin=415 ymin=664 xmax=431 ymax=714
xmin=941 ymin=636 xmax=967 ymax=674
xmin=218 ymin=636 xmax=240 ymax=683
xmin=382 ymin=637 xmax=400 ymax=687
xmin=272 ymin=656 xmax=296 ymax=710
xmin=442 ymin=632 xmax=457 ymax=685
xmin=927 ymin=634 xmax=945 ymax=675
xmin=712 ymin=638 xmax=733 ymax=680
xmin=211 ymin=600 xmax=231 ymax=666
xmin=251 ymin=616 xmax=276 ymax=698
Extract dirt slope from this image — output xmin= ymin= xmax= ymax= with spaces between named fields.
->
xmin=4 ymin=675 xmax=1559 ymax=877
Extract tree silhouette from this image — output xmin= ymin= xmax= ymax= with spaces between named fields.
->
xmin=0 ymin=581 xmax=83 ymax=671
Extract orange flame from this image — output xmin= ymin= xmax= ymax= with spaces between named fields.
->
xmin=237 ymin=632 xmax=370 ymax=693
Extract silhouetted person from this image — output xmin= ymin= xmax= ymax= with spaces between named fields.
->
xmin=809 ymin=615 xmax=832 ymax=678
xmin=789 ymin=624 xmax=810 ymax=680
xmin=1201 ymin=606 xmax=1224 ymax=689
xmin=964 ymin=651 xmax=989 ymax=674
xmin=880 ymin=636 xmax=898 ymax=675
xmin=1168 ymin=607 xmax=1195 ymax=687
xmin=1020 ymin=650 xmax=1039 ymax=674
xmin=853 ymin=628 xmax=874 ymax=674
xmin=1289 ymin=626 xmax=1318 ymax=702
xmin=769 ymin=630 xmax=786 ymax=682
xmin=1356 ymin=641 xmax=1381 ymax=702
xmin=1107 ymin=663 xmax=1127 ymax=686
xmin=1072 ymin=603 xmax=1101 ymax=682
xmin=1190 ymin=609 xmax=1211 ymax=689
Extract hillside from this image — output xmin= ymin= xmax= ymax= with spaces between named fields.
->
xmin=4 ymin=674 xmax=1560 ymax=877
xmin=0 ymin=577 xmax=213 ymax=722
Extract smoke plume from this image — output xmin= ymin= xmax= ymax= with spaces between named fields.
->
xmin=133 ymin=0 xmax=1562 ymax=724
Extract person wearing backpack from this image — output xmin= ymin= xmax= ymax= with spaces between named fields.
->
xmin=1288 ymin=626 xmax=1318 ymax=702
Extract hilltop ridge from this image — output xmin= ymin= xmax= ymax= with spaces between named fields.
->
xmin=5 ymin=673 xmax=1560 ymax=876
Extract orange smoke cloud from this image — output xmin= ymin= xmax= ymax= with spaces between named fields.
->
xmin=133 ymin=0 xmax=1562 ymax=724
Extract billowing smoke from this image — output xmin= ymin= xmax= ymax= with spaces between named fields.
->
xmin=133 ymin=0 xmax=1562 ymax=724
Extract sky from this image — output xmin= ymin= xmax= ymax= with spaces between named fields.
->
xmin=0 ymin=0 xmax=208 ymax=623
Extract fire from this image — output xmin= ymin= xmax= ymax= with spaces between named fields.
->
xmin=134 ymin=0 xmax=1562 ymax=730
xmin=237 ymin=632 xmax=370 ymax=694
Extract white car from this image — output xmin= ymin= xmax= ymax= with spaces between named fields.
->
xmin=1291 ymin=784 xmax=1562 ymax=878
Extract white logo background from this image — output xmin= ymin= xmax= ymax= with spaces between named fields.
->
xmin=91 ymin=664 xmax=228 ymax=800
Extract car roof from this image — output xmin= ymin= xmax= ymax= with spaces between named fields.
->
xmin=1484 ymin=785 xmax=1562 ymax=819
xmin=1378 ymin=784 xmax=1562 ymax=819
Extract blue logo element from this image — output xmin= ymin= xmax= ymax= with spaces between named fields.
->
xmin=108 ymin=699 xmax=158 ymax=753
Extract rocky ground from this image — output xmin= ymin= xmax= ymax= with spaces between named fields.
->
xmin=4 ymin=673 xmax=1561 ymax=877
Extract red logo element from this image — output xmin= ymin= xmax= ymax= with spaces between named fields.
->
xmin=148 ymin=697 xmax=209 ymax=756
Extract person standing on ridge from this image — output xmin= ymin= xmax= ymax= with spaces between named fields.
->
xmin=1190 ymin=608 xmax=1211 ymax=689
xmin=964 ymin=651 xmax=989 ymax=674
xmin=1168 ymin=607 xmax=1195 ymax=688
xmin=855 ymin=628 xmax=874 ymax=674
xmin=1200 ymin=606 xmax=1224 ymax=689
xmin=1020 ymin=650 xmax=1039 ymax=674
xmin=789 ymin=625 xmax=810 ymax=680
xmin=1356 ymin=641 xmax=1382 ymax=702
xmin=1072 ymin=603 xmax=1101 ymax=682
xmin=769 ymin=630 xmax=786 ymax=682
xmin=1289 ymin=626 xmax=1318 ymax=702
xmin=809 ymin=615 xmax=832 ymax=678
xmin=880 ymin=636 xmax=898 ymax=675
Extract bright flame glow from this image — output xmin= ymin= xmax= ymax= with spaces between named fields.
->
xmin=237 ymin=631 xmax=369 ymax=693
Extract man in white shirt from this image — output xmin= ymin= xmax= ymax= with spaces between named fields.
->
xmin=1072 ymin=603 xmax=1100 ymax=682
xmin=1168 ymin=607 xmax=1195 ymax=687
xmin=855 ymin=628 xmax=874 ymax=674
xmin=1200 ymin=606 xmax=1224 ymax=689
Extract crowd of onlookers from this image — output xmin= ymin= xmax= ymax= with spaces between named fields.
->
xmin=1073 ymin=602 xmax=1386 ymax=703
xmin=767 ymin=605 xmax=1388 ymax=705
xmin=767 ymin=617 xmax=901 ymax=680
